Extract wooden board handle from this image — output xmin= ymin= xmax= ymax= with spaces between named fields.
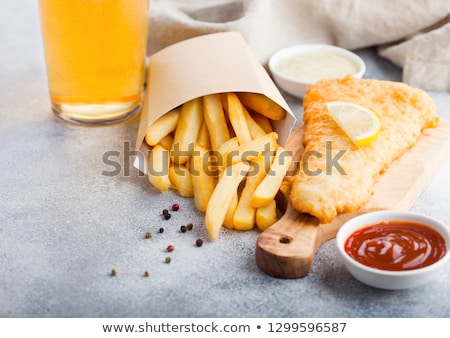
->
xmin=255 ymin=192 xmax=378 ymax=278
xmin=255 ymin=194 xmax=320 ymax=278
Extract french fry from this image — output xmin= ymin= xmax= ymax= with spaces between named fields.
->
xmin=220 ymin=93 xmax=229 ymax=115
xmin=256 ymin=200 xmax=277 ymax=231
xmin=250 ymin=146 xmax=293 ymax=208
xmin=224 ymin=132 xmax=278 ymax=166
xmin=171 ymin=98 xmax=203 ymax=164
xmin=205 ymin=161 xmax=250 ymax=240
xmin=147 ymin=145 xmax=171 ymax=192
xmin=251 ymin=111 xmax=274 ymax=133
xmin=227 ymin=92 xmax=252 ymax=145
xmin=169 ymin=163 xmax=194 ymax=198
xmin=242 ymin=106 xmax=266 ymax=139
xmin=196 ymin=120 xmax=211 ymax=149
xmin=223 ymin=192 xmax=238 ymax=230
xmin=145 ymin=107 xmax=180 ymax=146
xmin=217 ymin=137 xmax=239 ymax=157
xmin=145 ymin=91 xmax=290 ymax=239
xmin=237 ymin=92 xmax=286 ymax=120
xmin=190 ymin=144 xmax=217 ymax=212
xmin=203 ymin=94 xmax=230 ymax=151
xmin=233 ymin=155 xmax=272 ymax=231
xmin=216 ymin=137 xmax=239 ymax=171
xmin=158 ymin=134 xmax=174 ymax=150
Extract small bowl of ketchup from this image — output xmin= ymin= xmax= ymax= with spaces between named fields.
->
xmin=336 ymin=210 xmax=450 ymax=290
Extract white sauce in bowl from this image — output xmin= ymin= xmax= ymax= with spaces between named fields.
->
xmin=274 ymin=51 xmax=359 ymax=83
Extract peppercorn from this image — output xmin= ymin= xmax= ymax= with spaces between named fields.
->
xmin=180 ymin=225 xmax=187 ymax=233
xmin=159 ymin=227 xmax=164 ymax=233
xmin=145 ymin=232 xmax=152 ymax=239
xmin=162 ymin=209 xmax=169 ymax=215
xmin=186 ymin=223 xmax=193 ymax=231
xmin=167 ymin=245 xmax=174 ymax=252
xmin=144 ymin=270 xmax=150 ymax=277
xmin=163 ymin=213 xmax=171 ymax=220
xmin=111 ymin=269 xmax=117 ymax=276
xmin=165 ymin=257 xmax=172 ymax=264
xmin=196 ymin=239 xmax=203 ymax=247
xmin=171 ymin=203 xmax=180 ymax=211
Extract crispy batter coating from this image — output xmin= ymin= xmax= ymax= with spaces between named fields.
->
xmin=289 ymin=76 xmax=438 ymax=223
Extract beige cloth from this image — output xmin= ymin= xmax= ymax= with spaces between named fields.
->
xmin=148 ymin=0 xmax=450 ymax=92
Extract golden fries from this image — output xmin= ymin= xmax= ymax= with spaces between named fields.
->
xmin=169 ymin=164 xmax=194 ymax=198
xmin=251 ymin=112 xmax=274 ymax=134
xmin=233 ymin=155 xmax=272 ymax=231
xmin=196 ymin=121 xmax=211 ymax=149
xmin=147 ymin=145 xmax=171 ymax=192
xmin=171 ymin=98 xmax=203 ymax=164
xmin=205 ymin=161 xmax=250 ymax=240
xmin=243 ymin=106 xmax=266 ymax=139
xmin=237 ymin=92 xmax=286 ymax=120
xmin=224 ymin=132 xmax=277 ymax=166
xmin=144 ymin=92 xmax=289 ymax=239
xmin=145 ymin=107 xmax=180 ymax=146
xmin=227 ymin=92 xmax=252 ymax=145
xmin=190 ymin=144 xmax=217 ymax=212
xmin=223 ymin=192 xmax=238 ymax=230
xmin=251 ymin=146 xmax=293 ymax=208
xmin=158 ymin=134 xmax=174 ymax=150
xmin=203 ymin=94 xmax=230 ymax=151
xmin=256 ymin=200 xmax=277 ymax=231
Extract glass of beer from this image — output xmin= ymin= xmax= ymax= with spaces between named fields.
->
xmin=38 ymin=0 xmax=150 ymax=125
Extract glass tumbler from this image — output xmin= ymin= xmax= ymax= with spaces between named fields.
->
xmin=38 ymin=0 xmax=150 ymax=125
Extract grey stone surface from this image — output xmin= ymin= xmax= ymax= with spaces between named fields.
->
xmin=1 ymin=0 xmax=450 ymax=318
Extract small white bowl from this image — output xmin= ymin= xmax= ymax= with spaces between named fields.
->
xmin=268 ymin=44 xmax=366 ymax=98
xmin=336 ymin=210 xmax=450 ymax=290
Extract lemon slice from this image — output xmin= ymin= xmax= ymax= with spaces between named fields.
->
xmin=325 ymin=101 xmax=380 ymax=147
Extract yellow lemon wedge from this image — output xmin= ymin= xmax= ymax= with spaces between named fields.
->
xmin=325 ymin=101 xmax=380 ymax=147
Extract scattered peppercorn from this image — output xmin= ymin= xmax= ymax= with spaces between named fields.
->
xmin=196 ymin=239 xmax=203 ymax=247
xmin=144 ymin=270 xmax=150 ymax=277
xmin=165 ymin=257 xmax=172 ymax=264
xmin=145 ymin=232 xmax=152 ymax=239
xmin=167 ymin=245 xmax=174 ymax=252
xmin=171 ymin=203 xmax=180 ymax=211
xmin=180 ymin=225 xmax=187 ymax=233
xmin=159 ymin=227 xmax=164 ymax=233
xmin=186 ymin=223 xmax=193 ymax=231
xmin=111 ymin=269 xmax=117 ymax=276
xmin=162 ymin=209 xmax=169 ymax=215
xmin=163 ymin=213 xmax=171 ymax=220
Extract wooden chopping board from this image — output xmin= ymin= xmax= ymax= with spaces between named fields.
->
xmin=255 ymin=120 xmax=450 ymax=279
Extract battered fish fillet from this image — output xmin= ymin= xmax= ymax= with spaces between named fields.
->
xmin=289 ymin=76 xmax=438 ymax=224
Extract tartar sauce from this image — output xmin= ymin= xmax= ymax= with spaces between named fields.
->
xmin=274 ymin=51 xmax=359 ymax=83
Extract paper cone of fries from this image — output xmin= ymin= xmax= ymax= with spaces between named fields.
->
xmin=134 ymin=31 xmax=297 ymax=239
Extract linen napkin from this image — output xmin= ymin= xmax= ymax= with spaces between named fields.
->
xmin=147 ymin=0 xmax=450 ymax=92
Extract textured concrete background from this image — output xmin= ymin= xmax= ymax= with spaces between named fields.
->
xmin=1 ymin=0 xmax=450 ymax=318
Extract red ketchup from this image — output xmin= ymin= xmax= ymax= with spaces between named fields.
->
xmin=344 ymin=221 xmax=447 ymax=271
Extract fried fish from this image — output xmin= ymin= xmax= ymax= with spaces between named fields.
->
xmin=289 ymin=76 xmax=438 ymax=224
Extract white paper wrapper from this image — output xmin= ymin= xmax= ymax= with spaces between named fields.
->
xmin=134 ymin=31 xmax=296 ymax=173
